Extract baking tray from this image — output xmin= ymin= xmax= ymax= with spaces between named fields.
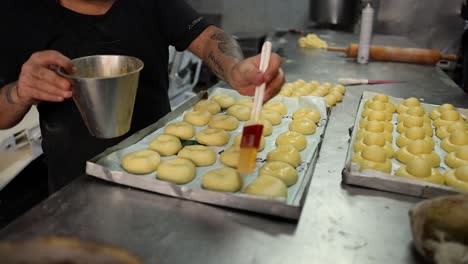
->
xmin=342 ymin=91 xmax=468 ymax=198
xmin=86 ymin=87 xmax=330 ymax=219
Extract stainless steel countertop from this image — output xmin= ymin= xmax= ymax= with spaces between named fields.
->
xmin=2 ymin=31 xmax=467 ymax=263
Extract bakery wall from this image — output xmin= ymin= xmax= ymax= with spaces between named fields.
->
xmin=187 ymin=0 xmax=464 ymax=53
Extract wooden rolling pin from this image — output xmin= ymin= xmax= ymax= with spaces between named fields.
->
xmin=328 ymin=44 xmax=458 ymax=65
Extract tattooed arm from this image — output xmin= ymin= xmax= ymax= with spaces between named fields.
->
xmin=189 ymin=26 xmax=284 ymax=101
xmin=0 ymin=82 xmax=31 ymax=129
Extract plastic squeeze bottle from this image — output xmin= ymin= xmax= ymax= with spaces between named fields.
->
xmin=357 ymin=3 xmax=374 ymax=64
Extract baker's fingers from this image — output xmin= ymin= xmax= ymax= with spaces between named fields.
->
xmin=263 ymin=68 xmax=285 ymax=102
xmin=263 ymin=53 xmax=282 ymax=83
xmin=30 ymin=50 xmax=75 ymax=73
xmin=32 ymin=67 xmax=72 ymax=91
xmin=34 ymin=79 xmax=72 ymax=99
xmin=23 ymin=85 xmax=65 ymax=102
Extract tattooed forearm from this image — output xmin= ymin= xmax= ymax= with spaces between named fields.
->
xmin=210 ymin=31 xmax=244 ymax=60
xmin=5 ymin=83 xmax=15 ymax=104
xmin=208 ymin=51 xmax=225 ymax=79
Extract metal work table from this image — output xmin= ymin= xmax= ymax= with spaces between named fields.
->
xmin=1 ymin=31 xmax=467 ymax=263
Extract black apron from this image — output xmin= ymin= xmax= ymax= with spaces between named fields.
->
xmin=39 ymin=1 xmax=172 ymax=192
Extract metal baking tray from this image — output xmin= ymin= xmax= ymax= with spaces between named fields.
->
xmin=342 ymin=91 xmax=468 ymax=198
xmin=86 ymin=87 xmax=330 ymax=219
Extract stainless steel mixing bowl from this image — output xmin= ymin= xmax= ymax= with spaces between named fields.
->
xmin=59 ymin=55 xmax=144 ymax=138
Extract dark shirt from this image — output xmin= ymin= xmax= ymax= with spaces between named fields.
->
xmin=0 ymin=0 xmax=209 ymax=192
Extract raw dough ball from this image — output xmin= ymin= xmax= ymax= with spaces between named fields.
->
xmin=352 ymin=145 xmax=391 ymax=173
xmin=267 ymin=145 xmax=301 ymax=167
xmin=433 ymin=110 xmax=462 ymax=128
xmin=211 ymin=94 xmax=236 ymax=108
xmin=293 ymin=79 xmax=306 ymax=87
xmin=364 ymin=100 xmax=394 ymax=114
xmin=322 ymin=82 xmax=332 ymax=89
xmin=226 ymin=104 xmax=252 ymax=121
xmin=441 ymin=130 xmax=468 ymax=153
xmin=121 ymin=150 xmax=161 ymax=174
xmin=436 ymin=121 xmax=468 ymax=139
xmin=330 ymin=84 xmax=346 ymax=94
xmin=329 ymin=91 xmax=344 ymax=102
xmin=233 ymin=133 xmax=265 ymax=151
xmin=220 ymin=146 xmax=241 ymax=168
xmin=324 ymin=94 xmax=337 ymax=107
xmin=372 ymin=94 xmax=389 ymax=103
xmin=430 ymin=103 xmax=456 ymax=120
xmin=292 ymin=86 xmax=310 ymax=97
xmin=261 ymin=110 xmax=282 ymax=125
xmin=292 ymin=108 xmax=321 ymax=123
xmin=353 ymin=133 xmax=394 ymax=158
xmin=208 ymin=114 xmax=239 ymax=131
xmin=356 ymin=121 xmax=393 ymax=141
xmin=396 ymin=116 xmax=433 ymax=137
xmin=310 ymin=86 xmax=328 ymax=97
xmin=396 ymin=126 xmax=435 ymax=149
xmin=259 ymin=161 xmax=298 ymax=186
xmin=183 ymin=110 xmax=212 ymax=126
xmin=359 ymin=111 xmax=394 ymax=132
xmin=289 ymin=118 xmax=317 ymax=135
xmin=279 ymin=86 xmax=293 ymax=97
xmin=194 ymin=100 xmax=221 ymax=115
xmin=397 ymin=106 xmax=429 ymax=123
xmin=258 ymin=118 xmax=273 ymax=136
xmin=177 ymin=145 xmax=217 ymax=166
xmin=310 ymin=80 xmax=320 ymax=88
xmin=262 ymin=101 xmax=287 ymax=116
xmin=300 ymin=83 xmax=314 ymax=94
xmin=244 ymin=175 xmax=288 ymax=198
xmin=156 ymin=158 xmax=196 ymax=184
xmin=396 ymin=97 xmax=421 ymax=114
xmin=395 ymin=158 xmax=444 ymax=184
xmin=276 ymin=131 xmax=307 ymax=151
xmin=164 ymin=121 xmax=195 ymax=140
xmin=444 ymin=165 xmax=468 ymax=191
xmin=202 ymin=167 xmax=243 ymax=192
xmin=445 ymin=146 xmax=468 ymax=168
xmin=149 ymin=134 xmax=182 ymax=156
xmin=361 ymin=109 xmax=392 ymax=121
xmin=236 ymin=98 xmax=254 ymax=108
xmin=395 ymin=140 xmax=440 ymax=167
xmin=196 ymin=128 xmax=230 ymax=146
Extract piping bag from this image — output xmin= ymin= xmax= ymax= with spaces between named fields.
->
xmin=238 ymin=41 xmax=272 ymax=173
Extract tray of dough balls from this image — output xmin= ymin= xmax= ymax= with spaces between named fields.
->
xmin=342 ymin=91 xmax=468 ymax=198
xmin=86 ymin=87 xmax=329 ymax=219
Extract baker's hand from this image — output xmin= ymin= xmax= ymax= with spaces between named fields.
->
xmin=228 ymin=53 xmax=284 ymax=102
xmin=16 ymin=50 xmax=75 ymax=105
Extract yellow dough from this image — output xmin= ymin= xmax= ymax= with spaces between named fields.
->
xmin=397 ymin=106 xmax=429 ymax=123
xmin=210 ymin=94 xmax=236 ymax=108
xmin=441 ymin=130 xmax=468 ymax=152
xmin=322 ymin=82 xmax=332 ymax=89
xmin=356 ymin=120 xmax=393 ymax=140
xmin=430 ymin=103 xmax=456 ymax=120
xmin=300 ymin=83 xmax=314 ymax=94
xmin=164 ymin=121 xmax=195 ymax=140
xmin=202 ymin=167 xmax=243 ymax=192
xmin=359 ymin=111 xmax=394 ymax=132
xmin=177 ymin=145 xmax=216 ymax=167
xmin=444 ymin=165 xmax=468 ymax=191
xmin=310 ymin=80 xmax=320 ymax=88
xmin=226 ymin=104 xmax=252 ymax=121
xmin=259 ymin=161 xmax=298 ymax=186
xmin=156 ymin=158 xmax=196 ymax=184
xmin=396 ymin=116 xmax=433 ymax=137
xmin=310 ymin=86 xmax=328 ymax=97
xmin=258 ymin=118 xmax=273 ymax=136
xmin=396 ymin=126 xmax=435 ymax=149
xmin=396 ymin=97 xmax=421 ymax=114
xmin=244 ymin=175 xmax=288 ymax=198
xmin=329 ymin=91 xmax=344 ymax=102
xmin=395 ymin=158 xmax=444 ymax=185
xmin=275 ymin=131 xmax=307 ymax=151
xmin=364 ymin=100 xmax=394 ymax=114
xmin=121 ymin=150 xmax=161 ymax=175
xmin=361 ymin=109 xmax=392 ymax=121
xmin=196 ymin=128 xmax=230 ymax=146
xmin=395 ymin=140 xmax=440 ymax=167
xmin=330 ymin=84 xmax=346 ymax=94
xmin=292 ymin=86 xmax=311 ymax=97
xmin=267 ymin=144 xmax=301 ymax=167
xmin=436 ymin=121 xmax=468 ymax=139
xmin=279 ymin=86 xmax=292 ymax=97
xmin=208 ymin=114 xmax=239 ymax=131
xmin=292 ymin=108 xmax=321 ymax=123
xmin=233 ymin=133 xmax=265 ymax=151
xmin=324 ymin=94 xmax=337 ymax=107
xmin=261 ymin=110 xmax=282 ymax=125
xmin=445 ymin=146 xmax=468 ymax=168
xmin=183 ymin=110 xmax=212 ymax=126
xmin=352 ymin=145 xmax=391 ymax=173
xmin=433 ymin=110 xmax=462 ymax=128
xmin=193 ymin=100 xmax=221 ymax=115
xmin=353 ymin=133 xmax=394 ymax=158
xmin=149 ymin=134 xmax=183 ymax=156
xmin=289 ymin=118 xmax=317 ymax=135
xmin=236 ymin=98 xmax=254 ymax=108
xmin=262 ymin=101 xmax=287 ymax=116
xmin=220 ymin=146 xmax=240 ymax=168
